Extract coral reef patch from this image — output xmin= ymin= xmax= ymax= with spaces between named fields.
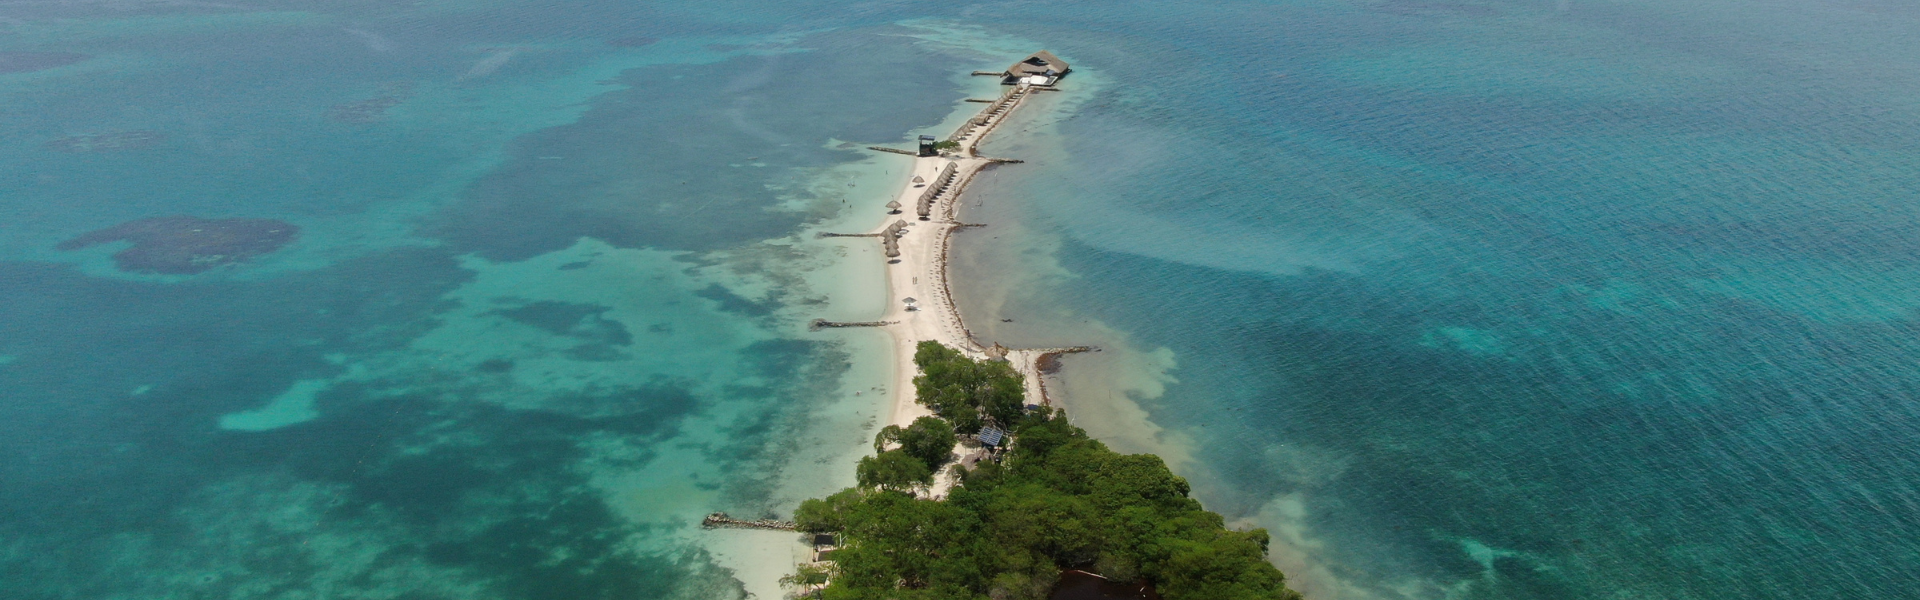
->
xmin=0 ymin=51 xmax=88 ymax=74
xmin=327 ymin=82 xmax=414 ymax=124
xmin=608 ymin=36 xmax=658 ymax=47
xmin=45 ymin=130 xmax=166 ymax=152
xmin=58 ymin=216 xmax=299 ymax=274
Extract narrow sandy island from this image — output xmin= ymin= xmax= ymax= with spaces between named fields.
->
xmin=714 ymin=61 xmax=1088 ymax=599
xmin=857 ymin=80 xmax=1088 ymax=443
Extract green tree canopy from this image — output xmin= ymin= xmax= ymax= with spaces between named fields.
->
xmin=912 ymin=341 xmax=1025 ymax=434
xmin=878 ymin=416 xmax=957 ymax=468
xmin=796 ymin=407 xmax=1300 ymax=600
xmin=855 ymin=450 xmax=933 ymax=492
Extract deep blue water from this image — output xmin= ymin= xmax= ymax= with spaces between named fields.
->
xmin=960 ymin=1 xmax=1920 ymax=598
xmin=5 ymin=0 xmax=1919 ymax=599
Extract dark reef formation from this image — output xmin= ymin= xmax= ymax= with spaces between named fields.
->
xmin=45 ymin=130 xmax=167 ymax=153
xmin=58 ymin=216 xmax=299 ymax=274
xmin=608 ymin=36 xmax=658 ymax=47
xmin=0 ymin=51 xmax=88 ymax=74
xmin=327 ymin=82 xmax=414 ymax=124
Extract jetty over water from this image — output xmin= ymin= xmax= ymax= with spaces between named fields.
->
xmin=810 ymin=319 xmax=896 ymax=330
xmin=701 ymin=512 xmax=795 ymax=531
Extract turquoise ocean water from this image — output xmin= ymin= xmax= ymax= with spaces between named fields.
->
xmin=4 ymin=1 xmax=1918 ymax=599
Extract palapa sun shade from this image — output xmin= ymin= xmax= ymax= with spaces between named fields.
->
xmin=912 ymin=176 xmax=925 ymax=183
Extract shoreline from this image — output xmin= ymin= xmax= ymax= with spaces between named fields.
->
xmin=697 ymin=69 xmax=1057 ymax=598
xmin=709 ymin=58 xmax=1082 ymax=598
xmin=854 ymin=80 xmax=1071 ymax=437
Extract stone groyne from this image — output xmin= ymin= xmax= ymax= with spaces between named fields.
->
xmin=701 ymin=512 xmax=796 ymax=531
xmin=810 ymin=319 xmax=896 ymax=330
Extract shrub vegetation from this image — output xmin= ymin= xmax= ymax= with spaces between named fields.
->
xmin=791 ymin=343 xmax=1301 ymax=600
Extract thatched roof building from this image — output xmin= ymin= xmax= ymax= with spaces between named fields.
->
xmin=1005 ymin=50 xmax=1069 ymax=83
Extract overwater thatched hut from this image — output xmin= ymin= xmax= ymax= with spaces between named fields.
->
xmin=1004 ymin=50 xmax=1069 ymax=85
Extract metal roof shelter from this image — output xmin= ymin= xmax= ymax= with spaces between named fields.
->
xmin=978 ymin=426 xmax=1006 ymax=447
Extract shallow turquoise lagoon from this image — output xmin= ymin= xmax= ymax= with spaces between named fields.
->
xmin=5 ymin=1 xmax=1919 ymax=599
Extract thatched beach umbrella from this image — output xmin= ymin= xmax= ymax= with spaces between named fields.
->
xmin=886 ymin=200 xmax=901 ymax=213
xmin=912 ymin=175 xmax=925 ymax=184
xmin=903 ymin=297 xmax=917 ymax=304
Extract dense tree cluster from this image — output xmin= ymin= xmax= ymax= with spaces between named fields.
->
xmin=791 ymin=343 xmax=1300 ymax=600
xmin=913 ymin=341 xmax=1025 ymax=434
xmin=855 ymin=449 xmax=934 ymax=492
xmin=858 ymin=416 xmax=958 ymax=491
xmin=877 ymin=416 xmax=959 ymax=468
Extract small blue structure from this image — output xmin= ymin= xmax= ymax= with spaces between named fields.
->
xmin=978 ymin=426 xmax=1006 ymax=447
